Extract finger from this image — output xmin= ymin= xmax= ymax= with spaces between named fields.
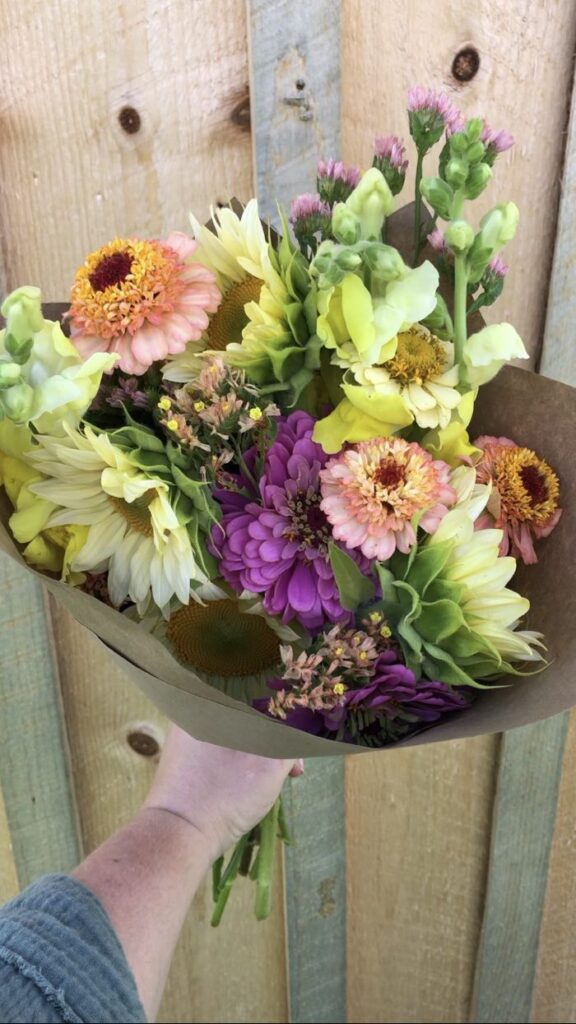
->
xmin=289 ymin=759 xmax=305 ymax=777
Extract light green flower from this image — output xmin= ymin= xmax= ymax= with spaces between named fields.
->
xmin=374 ymin=473 xmax=544 ymax=686
xmin=0 ymin=287 xmax=116 ymax=433
xmin=318 ymin=261 xmax=439 ymax=367
xmin=462 ymin=322 xmax=528 ymax=387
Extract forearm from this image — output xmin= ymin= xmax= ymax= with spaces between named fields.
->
xmin=73 ymin=806 xmax=212 ymax=1021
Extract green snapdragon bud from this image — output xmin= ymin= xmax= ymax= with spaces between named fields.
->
xmin=0 ymin=381 xmax=34 ymax=421
xmin=478 ymin=202 xmax=519 ymax=249
xmin=0 ymin=286 xmax=44 ymax=345
xmin=0 ymin=362 xmax=22 ymax=389
xmin=331 ymin=203 xmax=361 ymax=245
xmin=343 ymin=168 xmax=394 ymax=240
xmin=444 ymin=220 xmax=475 ymax=254
xmin=445 ymin=157 xmax=469 ymax=188
xmin=465 ymin=163 xmax=492 ymax=199
xmin=419 ymin=177 xmax=454 ymax=220
xmin=362 ymin=243 xmax=405 ymax=280
xmin=466 ymin=140 xmax=486 ymax=163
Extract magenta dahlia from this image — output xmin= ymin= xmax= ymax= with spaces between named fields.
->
xmin=212 ymin=411 xmax=372 ymax=631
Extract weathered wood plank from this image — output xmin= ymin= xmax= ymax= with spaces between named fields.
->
xmin=248 ymin=3 xmax=345 ymax=1022
xmin=471 ymin=718 xmax=569 ymax=1024
xmin=532 ymin=713 xmax=576 ymax=1023
xmin=0 ymin=0 xmax=253 ymax=299
xmin=528 ymin=55 xmax=576 ymax=1024
xmin=283 ymin=761 xmax=346 ymax=1024
xmin=341 ymin=0 xmax=576 ymax=364
xmin=248 ymin=0 xmax=341 ymax=224
xmin=347 ymin=738 xmax=499 ymax=1024
xmin=0 ymin=555 xmax=81 ymax=889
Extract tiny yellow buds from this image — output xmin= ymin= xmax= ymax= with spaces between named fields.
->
xmin=249 ymin=406 xmax=264 ymax=422
xmin=369 ymin=610 xmax=382 ymax=624
xmin=334 ymin=646 xmax=344 ymax=656
xmin=193 ymin=400 xmax=205 ymax=413
xmin=157 ymin=396 xmax=172 ymax=411
xmin=380 ymin=624 xmax=392 ymax=638
xmin=333 ymin=682 xmax=346 ymax=696
xmin=165 ymin=418 xmax=179 ymax=432
xmin=358 ymin=651 xmax=368 ymax=661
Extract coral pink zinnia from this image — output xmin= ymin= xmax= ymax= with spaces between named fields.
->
xmin=472 ymin=435 xmax=562 ymax=564
xmin=68 ymin=233 xmax=221 ymax=375
xmin=319 ymin=437 xmax=456 ymax=561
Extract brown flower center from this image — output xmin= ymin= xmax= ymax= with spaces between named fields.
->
xmin=166 ymin=598 xmax=281 ymax=677
xmin=108 ymin=492 xmax=154 ymax=536
xmin=207 ymin=274 xmax=263 ymax=350
xmin=89 ymin=251 xmax=134 ymax=292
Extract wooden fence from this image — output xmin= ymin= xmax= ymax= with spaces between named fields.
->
xmin=1 ymin=2 xmax=576 ymax=1021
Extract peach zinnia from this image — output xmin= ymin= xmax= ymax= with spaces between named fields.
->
xmin=320 ymin=437 xmax=456 ymax=561
xmin=69 ymin=233 xmax=221 ymax=375
xmin=473 ymin=435 xmax=562 ymax=564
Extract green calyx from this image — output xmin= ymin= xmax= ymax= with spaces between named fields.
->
xmin=372 ymin=543 xmax=519 ymax=688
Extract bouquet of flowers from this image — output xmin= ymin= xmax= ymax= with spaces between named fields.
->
xmin=1 ymin=87 xmax=574 ymax=923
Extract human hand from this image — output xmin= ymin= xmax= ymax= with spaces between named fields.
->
xmin=144 ymin=725 xmax=304 ymax=861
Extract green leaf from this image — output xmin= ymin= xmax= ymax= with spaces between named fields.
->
xmin=111 ymin=423 xmax=165 ymax=453
xmin=405 ymin=539 xmax=454 ymax=594
xmin=329 ymin=542 xmax=375 ymax=611
xmin=417 ymin=598 xmax=465 ymax=642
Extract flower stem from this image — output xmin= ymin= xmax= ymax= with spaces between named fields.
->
xmin=412 ymin=150 xmax=425 ymax=265
xmin=254 ymin=799 xmax=280 ymax=921
xmin=454 ymin=253 xmax=469 ymax=367
xmin=211 ymin=833 xmax=252 ymax=927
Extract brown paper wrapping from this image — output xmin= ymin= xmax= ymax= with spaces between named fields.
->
xmin=1 ymin=210 xmax=574 ymax=757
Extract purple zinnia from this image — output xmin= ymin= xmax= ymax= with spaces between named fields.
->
xmin=212 ymin=411 xmax=371 ymax=631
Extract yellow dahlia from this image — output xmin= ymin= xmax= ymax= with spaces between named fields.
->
xmin=69 ymin=233 xmax=221 ymax=375
xmin=26 ymin=426 xmax=207 ymax=611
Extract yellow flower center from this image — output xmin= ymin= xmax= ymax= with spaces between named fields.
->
xmin=207 ymin=275 xmax=263 ymax=350
xmin=494 ymin=447 xmax=560 ymax=524
xmin=333 ymin=682 xmax=347 ymax=696
xmin=108 ymin=493 xmax=155 ymax=536
xmin=385 ymin=326 xmax=446 ymax=386
xmin=166 ymin=598 xmax=281 ymax=678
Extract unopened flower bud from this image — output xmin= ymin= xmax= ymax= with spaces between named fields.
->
xmin=465 ymin=163 xmax=492 ymax=199
xmin=479 ymin=202 xmax=519 ymax=249
xmin=449 ymin=132 xmax=468 ymax=155
xmin=444 ymin=220 xmax=475 ymax=254
xmin=344 ymin=168 xmax=394 ymax=240
xmin=362 ymin=243 xmax=405 ymax=280
xmin=466 ymin=140 xmax=486 ymax=164
xmin=465 ymin=117 xmax=484 ymax=143
xmin=331 ymin=203 xmax=361 ymax=245
xmin=445 ymin=157 xmax=469 ymax=188
xmin=419 ymin=177 xmax=453 ymax=220
xmin=0 ymin=362 xmax=22 ymax=389
xmin=1 ymin=286 xmax=44 ymax=344
xmin=0 ymin=381 xmax=34 ymax=421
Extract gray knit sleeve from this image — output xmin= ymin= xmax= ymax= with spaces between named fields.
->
xmin=0 ymin=874 xmax=146 ymax=1023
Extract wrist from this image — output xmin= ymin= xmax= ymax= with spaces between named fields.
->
xmin=139 ymin=804 xmax=218 ymax=869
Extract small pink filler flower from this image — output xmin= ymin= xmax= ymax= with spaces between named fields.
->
xmin=69 ymin=233 xmax=221 ymax=375
xmin=319 ymin=437 xmax=456 ymax=561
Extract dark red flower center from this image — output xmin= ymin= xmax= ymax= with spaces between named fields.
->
xmin=89 ymin=251 xmax=134 ymax=292
xmin=286 ymin=492 xmax=331 ymax=550
xmin=519 ymin=464 xmax=549 ymax=505
xmin=374 ymin=457 xmax=405 ymax=489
